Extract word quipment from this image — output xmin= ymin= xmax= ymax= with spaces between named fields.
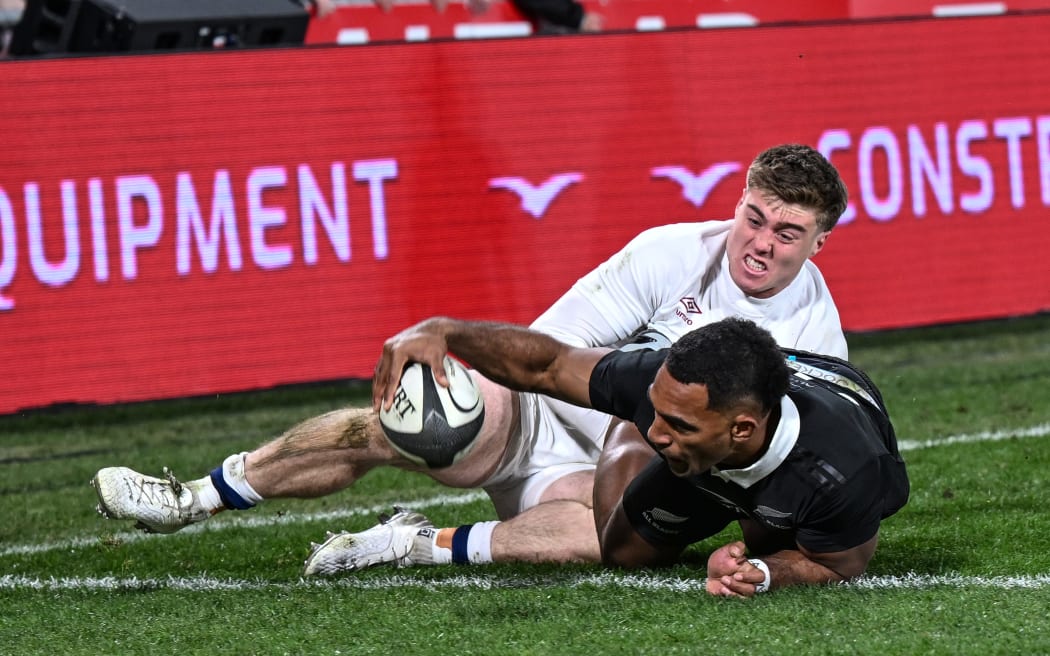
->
xmin=0 ymin=159 xmax=398 ymax=310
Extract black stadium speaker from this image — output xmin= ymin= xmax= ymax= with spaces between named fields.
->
xmin=10 ymin=0 xmax=309 ymax=56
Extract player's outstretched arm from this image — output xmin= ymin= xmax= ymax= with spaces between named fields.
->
xmin=707 ymin=535 xmax=879 ymax=598
xmin=373 ymin=317 xmax=608 ymax=411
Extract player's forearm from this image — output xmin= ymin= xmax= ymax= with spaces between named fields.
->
xmin=759 ymin=549 xmax=851 ymax=590
xmin=435 ymin=317 xmax=568 ymax=396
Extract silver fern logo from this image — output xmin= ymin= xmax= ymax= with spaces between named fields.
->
xmin=753 ymin=505 xmax=793 ymax=529
xmin=648 ymin=507 xmax=689 ymax=523
xmin=642 ymin=507 xmax=690 ymax=534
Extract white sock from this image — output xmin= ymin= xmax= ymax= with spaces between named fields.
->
xmin=423 ymin=521 xmax=500 ymax=565
xmin=190 ymin=477 xmax=225 ymax=514
xmin=425 ymin=528 xmax=453 ymax=565
xmin=206 ymin=452 xmax=264 ymax=510
xmin=455 ymin=521 xmax=498 ymax=565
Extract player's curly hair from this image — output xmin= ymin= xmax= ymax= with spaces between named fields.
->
xmin=665 ymin=318 xmax=789 ymax=415
xmin=747 ymin=144 xmax=849 ymax=233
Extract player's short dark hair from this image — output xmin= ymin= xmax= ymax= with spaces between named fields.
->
xmin=746 ymin=144 xmax=849 ymax=233
xmin=665 ymin=318 xmax=789 ymax=415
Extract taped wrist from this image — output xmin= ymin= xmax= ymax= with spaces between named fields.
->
xmin=747 ymin=558 xmax=771 ymax=593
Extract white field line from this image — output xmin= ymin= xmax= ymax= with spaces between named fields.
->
xmin=896 ymin=422 xmax=1050 ymax=451
xmin=4 ymin=571 xmax=1050 ymax=592
xmin=4 ymin=422 xmax=1048 ymax=560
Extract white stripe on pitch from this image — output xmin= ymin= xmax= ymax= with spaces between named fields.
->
xmin=897 ymin=422 xmax=1050 ymax=451
xmin=4 ymin=571 xmax=1050 ymax=592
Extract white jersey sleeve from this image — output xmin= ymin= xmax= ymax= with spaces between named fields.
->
xmin=530 ymin=221 xmax=731 ymax=347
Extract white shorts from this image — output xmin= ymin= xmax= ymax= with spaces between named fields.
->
xmin=480 ymin=393 xmax=613 ymax=519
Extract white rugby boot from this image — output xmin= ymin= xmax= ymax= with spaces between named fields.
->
xmin=91 ymin=466 xmax=212 ymax=534
xmin=303 ymin=507 xmax=435 ymax=577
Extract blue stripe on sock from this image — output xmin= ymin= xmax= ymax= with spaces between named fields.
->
xmin=209 ymin=466 xmax=254 ymax=510
xmin=451 ymin=525 xmax=473 ymax=564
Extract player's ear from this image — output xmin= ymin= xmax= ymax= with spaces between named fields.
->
xmin=730 ymin=415 xmax=757 ymax=443
xmin=809 ymin=230 xmax=830 ymax=257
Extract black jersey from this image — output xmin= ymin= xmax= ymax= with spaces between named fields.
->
xmin=588 ymin=348 xmax=909 ymax=554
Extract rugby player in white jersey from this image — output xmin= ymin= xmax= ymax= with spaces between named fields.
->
xmin=90 ymin=143 xmax=850 ymax=574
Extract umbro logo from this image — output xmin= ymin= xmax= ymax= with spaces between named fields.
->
xmin=679 ymin=297 xmax=702 ymax=314
xmin=676 ymin=297 xmax=702 ymax=326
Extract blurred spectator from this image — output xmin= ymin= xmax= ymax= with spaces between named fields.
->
xmin=511 ymin=0 xmax=602 ymax=33
xmin=299 ymin=0 xmax=337 ymax=18
xmin=0 ymin=0 xmax=25 ymax=58
xmin=314 ymin=0 xmax=337 ymax=18
xmin=372 ymin=0 xmax=601 ymax=32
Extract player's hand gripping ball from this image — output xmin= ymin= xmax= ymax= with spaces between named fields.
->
xmin=379 ymin=356 xmax=485 ymax=468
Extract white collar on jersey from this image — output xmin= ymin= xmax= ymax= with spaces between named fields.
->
xmin=710 ymin=395 xmax=799 ymax=488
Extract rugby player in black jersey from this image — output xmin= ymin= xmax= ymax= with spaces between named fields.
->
xmin=374 ymin=315 xmax=909 ymax=597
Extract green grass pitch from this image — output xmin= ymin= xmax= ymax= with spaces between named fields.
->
xmin=3 ymin=314 xmax=1050 ymax=655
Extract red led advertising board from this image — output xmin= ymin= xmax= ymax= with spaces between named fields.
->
xmin=2 ymin=13 xmax=1049 ymax=413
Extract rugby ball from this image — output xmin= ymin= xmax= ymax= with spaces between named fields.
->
xmin=379 ymin=356 xmax=485 ymax=469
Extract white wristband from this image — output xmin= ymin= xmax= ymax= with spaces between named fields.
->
xmin=747 ymin=558 xmax=771 ymax=593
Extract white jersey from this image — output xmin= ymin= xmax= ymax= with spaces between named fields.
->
xmin=531 ymin=220 xmax=846 ymax=357
xmin=528 ymin=220 xmax=847 ymax=449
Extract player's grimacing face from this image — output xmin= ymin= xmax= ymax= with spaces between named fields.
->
xmin=645 ymin=367 xmax=737 ymax=478
xmin=726 ymin=188 xmax=829 ymax=299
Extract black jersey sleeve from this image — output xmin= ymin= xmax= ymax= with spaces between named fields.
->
xmin=587 ymin=348 xmax=666 ymax=423
xmin=793 ymin=455 xmax=899 ymax=553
